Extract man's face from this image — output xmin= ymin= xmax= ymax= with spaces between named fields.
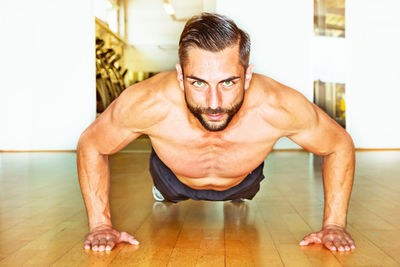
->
xmin=176 ymin=45 xmax=254 ymax=132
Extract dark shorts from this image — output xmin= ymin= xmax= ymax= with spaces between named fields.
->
xmin=149 ymin=149 xmax=265 ymax=202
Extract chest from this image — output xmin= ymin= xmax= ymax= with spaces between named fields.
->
xmin=147 ymin=110 xmax=281 ymax=178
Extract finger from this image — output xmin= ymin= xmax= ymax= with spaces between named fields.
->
xmin=119 ymin=231 xmax=140 ymax=245
xmin=348 ymin=240 xmax=356 ymax=250
xmin=324 ymin=240 xmax=337 ymax=251
xmin=340 ymin=239 xmax=351 ymax=251
xmin=92 ymin=238 xmax=100 ymax=251
xmin=343 ymin=236 xmax=356 ymax=250
xmin=106 ymin=240 xmax=116 ymax=251
xmin=128 ymin=235 xmax=139 ymax=245
xmin=84 ymin=239 xmax=92 ymax=250
xmin=85 ymin=233 xmax=94 ymax=240
xmin=341 ymin=240 xmax=350 ymax=251
xmin=300 ymin=233 xmax=321 ymax=246
xmin=333 ymin=238 xmax=344 ymax=252
xmin=98 ymin=238 xmax=107 ymax=252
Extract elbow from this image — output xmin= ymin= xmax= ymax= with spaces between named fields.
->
xmin=344 ymin=132 xmax=355 ymax=152
xmin=326 ymin=132 xmax=355 ymax=157
xmin=76 ymin=131 xmax=106 ymax=157
xmin=76 ymin=131 xmax=88 ymax=151
xmin=76 ymin=131 xmax=95 ymax=154
xmin=335 ymin=132 xmax=355 ymax=157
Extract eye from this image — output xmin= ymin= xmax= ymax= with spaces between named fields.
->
xmin=222 ymin=80 xmax=234 ymax=87
xmin=192 ymin=81 xmax=205 ymax=88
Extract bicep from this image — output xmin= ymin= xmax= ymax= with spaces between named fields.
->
xmin=286 ymin=95 xmax=352 ymax=156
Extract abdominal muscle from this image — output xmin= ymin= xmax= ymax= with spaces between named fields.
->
xmin=150 ymin=134 xmax=273 ymax=191
xmin=152 ymin=142 xmax=266 ymax=191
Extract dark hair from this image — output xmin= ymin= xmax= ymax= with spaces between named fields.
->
xmin=178 ymin=12 xmax=251 ymax=69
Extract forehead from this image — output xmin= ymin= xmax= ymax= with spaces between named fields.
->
xmin=183 ymin=45 xmax=243 ymax=80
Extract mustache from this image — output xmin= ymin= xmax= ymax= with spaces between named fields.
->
xmin=201 ymin=107 xmax=227 ymax=114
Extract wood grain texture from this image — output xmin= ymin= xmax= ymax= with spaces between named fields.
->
xmin=0 ymin=150 xmax=399 ymax=266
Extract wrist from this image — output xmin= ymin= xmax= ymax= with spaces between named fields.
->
xmin=89 ymin=218 xmax=112 ymax=231
xmin=89 ymin=223 xmax=113 ymax=232
xmin=323 ymin=223 xmax=346 ymax=230
xmin=323 ymin=216 xmax=346 ymax=229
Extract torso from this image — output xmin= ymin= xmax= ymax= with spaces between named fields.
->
xmin=139 ymin=71 xmax=288 ymax=190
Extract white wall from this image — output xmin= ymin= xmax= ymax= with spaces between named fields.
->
xmin=346 ymin=0 xmax=400 ymax=148
xmin=124 ymin=0 xmax=215 ymax=72
xmin=2 ymin=0 xmax=399 ymax=150
xmin=217 ymin=0 xmax=314 ymax=149
xmin=312 ymin=36 xmax=346 ymax=83
xmin=124 ymin=0 xmax=187 ymax=72
xmin=0 ymin=0 xmax=95 ymax=150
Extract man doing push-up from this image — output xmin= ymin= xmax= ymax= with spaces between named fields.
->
xmin=77 ymin=13 xmax=356 ymax=253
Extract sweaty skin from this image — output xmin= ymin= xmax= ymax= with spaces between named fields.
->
xmin=77 ymin=45 xmax=355 ymax=252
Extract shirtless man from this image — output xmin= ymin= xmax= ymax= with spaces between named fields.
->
xmin=77 ymin=13 xmax=356 ymax=253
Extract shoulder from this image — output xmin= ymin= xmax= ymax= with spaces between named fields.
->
xmin=250 ymin=74 xmax=318 ymax=134
xmin=110 ymin=71 xmax=176 ymax=133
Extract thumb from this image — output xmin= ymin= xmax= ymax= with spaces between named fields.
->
xmin=118 ymin=231 xmax=140 ymax=245
xmin=299 ymin=233 xmax=321 ymax=246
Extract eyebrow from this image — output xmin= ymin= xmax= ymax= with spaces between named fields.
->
xmin=185 ymin=75 xmax=241 ymax=83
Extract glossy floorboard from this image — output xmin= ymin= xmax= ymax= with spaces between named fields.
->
xmin=0 ymin=151 xmax=399 ymax=266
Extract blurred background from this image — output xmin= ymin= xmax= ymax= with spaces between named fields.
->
xmin=0 ymin=0 xmax=399 ymax=151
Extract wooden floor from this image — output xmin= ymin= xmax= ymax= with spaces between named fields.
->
xmin=0 ymin=150 xmax=399 ymax=266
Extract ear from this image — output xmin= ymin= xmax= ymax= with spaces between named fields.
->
xmin=244 ymin=64 xmax=254 ymax=90
xmin=175 ymin=63 xmax=184 ymax=91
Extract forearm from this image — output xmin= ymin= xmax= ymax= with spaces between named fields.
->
xmin=322 ymin=139 xmax=355 ymax=228
xmin=77 ymin=143 xmax=112 ymax=231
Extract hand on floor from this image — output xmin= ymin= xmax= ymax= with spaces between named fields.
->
xmin=299 ymin=224 xmax=355 ymax=252
xmin=84 ymin=225 xmax=139 ymax=251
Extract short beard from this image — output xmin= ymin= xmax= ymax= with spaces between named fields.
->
xmin=184 ymin=89 xmax=245 ymax=132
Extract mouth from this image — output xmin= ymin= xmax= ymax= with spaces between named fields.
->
xmin=205 ymin=113 xmax=224 ymax=121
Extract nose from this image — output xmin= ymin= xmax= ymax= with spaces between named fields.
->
xmin=207 ymin=86 xmax=221 ymax=110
